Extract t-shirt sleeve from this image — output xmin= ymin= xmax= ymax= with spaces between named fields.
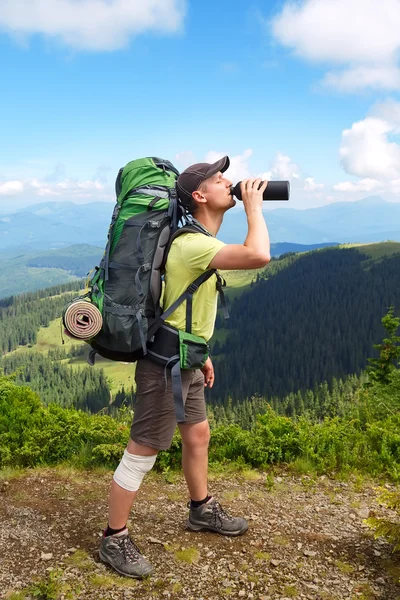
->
xmin=181 ymin=233 xmax=226 ymax=273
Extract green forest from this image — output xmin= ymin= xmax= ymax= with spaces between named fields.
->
xmin=211 ymin=246 xmax=400 ymax=402
xmin=1 ymin=243 xmax=400 ymax=421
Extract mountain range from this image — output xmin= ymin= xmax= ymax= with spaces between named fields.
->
xmin=219 ymin=196 xmax=400 ymax=245
xmin=0 ymin=242 xmax=337 ymax=299
xmin=0 ymin=196 xmax=399 ymax=252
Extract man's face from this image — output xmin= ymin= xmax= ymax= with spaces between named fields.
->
xmin=200 ymin=171 xmax=235 ymax=212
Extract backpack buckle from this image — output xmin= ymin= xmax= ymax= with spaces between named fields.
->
xmin=187 ymin=283 xmax=198 ymax=294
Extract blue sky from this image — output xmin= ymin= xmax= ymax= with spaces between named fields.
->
xmin=1 ymin=0 xmax=400 ymax=211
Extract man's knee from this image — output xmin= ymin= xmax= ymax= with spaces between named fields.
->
xmin=180 ymin=420 xmax=210 ymax=450
xmin=113 ymin=450 xmax=157 ymax=492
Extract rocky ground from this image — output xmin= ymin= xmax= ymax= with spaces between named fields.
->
xmin=1 ymin=467 xmax=400 ymax=600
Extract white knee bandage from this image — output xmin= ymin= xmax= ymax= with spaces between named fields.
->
xmin=113 ymin=450 xmax=157 ymax=492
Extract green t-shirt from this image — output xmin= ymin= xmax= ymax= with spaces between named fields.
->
xmin=163 ymin=233 xmax=226 ymax=342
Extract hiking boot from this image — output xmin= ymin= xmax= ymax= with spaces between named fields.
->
xmin=99 ymin=529 xmax=153 ymax=578
xmin=187 ymin=497 xmax=248 ymax=536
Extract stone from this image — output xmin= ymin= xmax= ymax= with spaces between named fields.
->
xmin=270 ymin=559 xmax=280 ymax=567
xmin=40 ymin=552 xmax=53 ymax=561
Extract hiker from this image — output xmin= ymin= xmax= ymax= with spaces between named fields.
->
xmin=99 ymin=156 xmax=271 ymax=578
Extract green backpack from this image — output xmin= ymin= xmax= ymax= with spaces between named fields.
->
xmin=86 ymin=156 xmax=183 ymax=363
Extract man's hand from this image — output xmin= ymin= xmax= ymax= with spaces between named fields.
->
xmin=240 ymin=178 xmax=268 ymax=213
xmin=201 ymin=357 xmax=214 ymax=388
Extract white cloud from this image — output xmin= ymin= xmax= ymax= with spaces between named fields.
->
xmin=0 ymin=180 xmax=24 ymax=195
xmin=260 ymin=152 xmax=300 ymax=181
xmin=174 ymin=151 xmax=196 ymax=170
xmin=0 ymin=0 xmax=185 ymax=51
xmin=322 ymin=65 xmax=400 ymax=92
xmin=205 ymin=149 xmax=253 ymax=183
xmin=271 ymin=0 xmax=400 ymax=91
xmin=391 ymin=179 xmax=400 ymax=193
xmin=333 ymin=102 xmax=400 ymax=197
xmin=339 ymin=116 xmax=400 ymax=180
xmin=304 ymin=177 xmax=324 ymax=192
xmin=333 ymin=178 xmax=382 ymax=192
xmin=0 ymin=177 xmax=111 ymax=200
xmin=370 ymin=98 xmax=400 ymax=131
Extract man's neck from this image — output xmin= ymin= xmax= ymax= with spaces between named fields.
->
xmin=193 ymin=212 xmax=223 ymax=237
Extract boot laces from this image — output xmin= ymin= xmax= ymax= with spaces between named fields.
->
xmin=117 ymin=536 xmax=142 ymax=563
xmin=211 ymin=501 xmax=234 ymax=526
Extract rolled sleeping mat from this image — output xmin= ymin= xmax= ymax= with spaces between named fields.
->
xmin=63 ymin=300 xmax=103 ymax=340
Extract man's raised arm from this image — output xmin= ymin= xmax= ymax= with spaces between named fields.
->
xmin=209 ymin=178 xmax=271 ymax=271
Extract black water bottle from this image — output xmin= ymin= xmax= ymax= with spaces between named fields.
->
xmin=231 ymin=181 xmax=290 ymax=201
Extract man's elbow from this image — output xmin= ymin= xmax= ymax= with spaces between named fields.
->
xmin=256 ymin=252 xmax=270 ymax=267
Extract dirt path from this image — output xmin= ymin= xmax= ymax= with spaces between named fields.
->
xmin=1 ymin=468 xmax=399 ymax=600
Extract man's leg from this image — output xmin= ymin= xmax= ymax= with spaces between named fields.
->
xmin=100 ymin=439 xmax=158 ymax=578
xmin=107 ymin=439 xmax=158 ymax=529
xmin=179 ymin=420 xmax=210 ymax=501
xmin=100 ymin=357 xmax=177 ymax=578
xmin=181 ymin=370 xmax=248 ymax=536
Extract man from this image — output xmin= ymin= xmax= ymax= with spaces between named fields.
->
xmin=99 ymin=156 xmax=271 ymax=578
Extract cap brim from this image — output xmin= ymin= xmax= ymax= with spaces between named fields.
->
xmin=204 ymin=156 xmax=230 ymax=179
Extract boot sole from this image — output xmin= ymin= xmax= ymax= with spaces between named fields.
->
xmin=187 ymin=520 xmax=248 ymax=537
xmin=99 ymin=549 xmax=153 ymax=579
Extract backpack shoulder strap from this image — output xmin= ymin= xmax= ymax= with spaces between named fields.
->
xmin=162 ymin=220 xmax=207 ymax=264
xmin=147 ymin=268 xmax=216 ymax=339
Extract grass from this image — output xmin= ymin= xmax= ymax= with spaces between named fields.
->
xmin=290 ymin=457 xmax=317 ymax=475
xmin=283 ymin=585 xmax=299 ymax=597
xmin=273 ymin=535 xmax=290 ymax=546
xmin=240 ymin=468 xmax=263 ymax=481
xmin=174 ymin=547 xmax=200 ymax=564
xmin=65 ymin=550 xmax=94 ymax=571
xmin=90 ymin=573 xmax=138 ymax=589
xmin=222 ymin=490 xmax=241 ymax=501
xmin=335 ymin=559 xmax=355 ymax=574
xmin=221 ymin=267 xmax=265 ymax=295
xmin=7 ymin=317 xmax=135 ymax=396
xmin=352 ymin=241 xmax=400 ymax=260
xmin=254 ymin=551 xmax=271 ymax=561
xmin=0 ymin=467 xmax=25 ymax=481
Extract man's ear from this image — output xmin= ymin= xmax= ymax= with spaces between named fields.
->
xmin=192 ymin=190 xmax=207 ymax=204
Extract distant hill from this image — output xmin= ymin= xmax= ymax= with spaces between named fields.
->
xmin=0 ymin=196 xmax=399 ymax=252
xmin=218 ymin=196 xmax=400 ymax=245
xmin=0 ymin=244 xmax=102 ymax=299
xmin=0 ymin=201 xmax=111 ymax=251
xmin=0 ymin=242 xmax=338 ymax=299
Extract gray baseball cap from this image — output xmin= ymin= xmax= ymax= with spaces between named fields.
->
xmin=176 ymin=155 xmax=230 ymax=205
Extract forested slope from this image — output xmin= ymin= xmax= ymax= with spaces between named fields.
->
xmin=211 ymin=246 xmax=400 ymax=402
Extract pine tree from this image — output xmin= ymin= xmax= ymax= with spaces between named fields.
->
xmin=367 ymin=307 xmax=400 ymax=385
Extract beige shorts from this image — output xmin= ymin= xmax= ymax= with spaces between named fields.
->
xmin=130 ymin=357 xmax=207 ymax=451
